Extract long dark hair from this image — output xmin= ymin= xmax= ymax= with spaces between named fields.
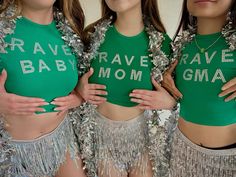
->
xmin=174 ymin=0 xmax=236 ymax=38
xmin=85 ymin=0 xmax=166 ymax=43
xmin=0 ymin=0 xmax=85 ymax=37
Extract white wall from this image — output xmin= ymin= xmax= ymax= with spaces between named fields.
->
xmin=80 ymin=0 xmax=183 ymax=38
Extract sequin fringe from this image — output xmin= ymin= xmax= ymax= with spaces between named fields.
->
xmin=94 ymin=110 xmax=149 ymax=177
xmin=9 ymin=115 xmax=79 ymax=177
xmin=76 ymin=102 xmax=179 ymax=177
xmin=0 ymin=114 xmax=15 ymax=177
xmin=170 ymin=128 xmax=236 ymax=177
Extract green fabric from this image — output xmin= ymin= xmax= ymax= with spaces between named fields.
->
xmin=89 ymin=25 xmax=171 ymax=107
xmin=176 ymin=32 xmax=236 ymax=126
xmin=0 ymin=17 xmax=78 ymax=113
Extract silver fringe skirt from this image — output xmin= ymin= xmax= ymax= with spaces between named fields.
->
xmin=170 ymin=127 xmax=236 ymax=177
xmin=94 ymin=110 xmax=149 ymax=177
xmin=8 ymin=115 xmax=79 ymax=177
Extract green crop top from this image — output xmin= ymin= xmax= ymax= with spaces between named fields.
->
xmin=175 ymin=32 xmax=236 ymax=126
xmin=0 ymin=17 xmax=79 ymax=113
xmin=89 ymin=25 xmax=171 ymax=107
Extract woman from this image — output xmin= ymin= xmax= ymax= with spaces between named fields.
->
xmin=162 ymin=0 xmax=236 ymax=176
xmin=77 ymin=0 xmax=176 ymax=177
xmin=0 ymin=0 xmax=86 ymax=176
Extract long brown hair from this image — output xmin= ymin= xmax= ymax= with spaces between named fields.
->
xmin=174 ymin=0 xmax=236 ymax=39
xmin=85 ymin=0 xmax=166 ymax=43
xmin=0 ymin=0 xmax=85 ymax=37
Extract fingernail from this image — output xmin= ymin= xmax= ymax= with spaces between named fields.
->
xmin=54 ymin=108 xmax=59 ymax=111
xmin=51 ymin=101 xmax=55 ymax=104
xmin=44 ymin=102 xmax=49 ymax=105
xmin=221 ymin=86 xmax=226 ymax=91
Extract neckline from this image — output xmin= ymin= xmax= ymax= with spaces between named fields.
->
xmin=21 ymin=16 xmax=55 ymax=27
xmin=112 ymin=25 xmax=145 ymax=39
xmin=195 ymin=32 xmax=222 ymax=40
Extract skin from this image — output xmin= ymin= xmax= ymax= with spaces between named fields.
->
xmin=0 ymin=0 xmax=86 ymax=176
xmin=78 ymin=0 xmax=175 ymax=176
xmin=162 ymin=0 xmax=236 ymax=148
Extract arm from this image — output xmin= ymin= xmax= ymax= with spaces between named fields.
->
xmin=161 ymin=60 xmax=183 ymax=100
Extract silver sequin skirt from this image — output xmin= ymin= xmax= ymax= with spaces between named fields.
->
xmin=8 ymin=115 xmax=79 ymax=177
xmin=170 ymin=127 xmax=236 ymax=177
xmin=94 ymin=110 xmax=150 ymax=177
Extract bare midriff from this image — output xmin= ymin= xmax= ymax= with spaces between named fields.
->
xmin=178 ymin=117 xmax=236 ymax=148
xmin=3 ymin=111 xmax=67 ymax=140
xmin=97 ymin=102 xmax=144 ymax=121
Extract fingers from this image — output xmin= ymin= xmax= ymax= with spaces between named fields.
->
xmin=16 ymin=102 xmax=48 ymax=109
xmin=130 ymin=90 xmax=154 ymax=107
xmin=219 ymin=85 xmax=236 ymax=97
xmin=52 ymin=92 xmax=84 ymax=111
xmin=83 ymin=68 xmax=94 ymax=80
xmin=0 ymin=69 xmax=7 ymax=82
xmin=6 ymin=106 xmax=45 ymax=116
xmin=89 ymin=84 xmax=106 ymax=90
xmin=151 ymin=77 xmax=162 ymax=90
xmin=129 ymin=92 xmax=152 ymax=101
xmin=218 ymin=85 xmax=236 ymax=102
xmin=165 ymin=84 xmax=182 ymax=99
xmin=13 ymin=94 xmax=46 ymax=103
xmin=224 ymin=92 xmax=236 ymax=102
xmin=167 ymin=60 xmax=178 ymax=74
xmin=0 ymin=69 xmax=7 ymax=92
xmin=130 ymin=98 xmax=151 ymax=106
xmin=162 ymin=74 xmax=183 ymax=99
xmin=218 ymin=77 xmax=236 ymax=102
xmin=221 ymin=78 xmax=236 ymax=91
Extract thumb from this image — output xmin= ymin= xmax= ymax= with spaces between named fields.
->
xmin=167 ymin=60 xmax=178 ymax=74
xmin=0 ymin=69 xmax=7 ymax=92
xmin=152 ymin=77 xmax=162 ymax=90
xmin=84 ymin=68 xmax=94 ymax=79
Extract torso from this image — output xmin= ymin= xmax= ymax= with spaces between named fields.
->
xmin=0 ymin=17 xmax=80 ymax=139
xmin=89 ymin=25 xmax=171 ymax=121
xmin=175 ymin=32 xmax=236 ymax=147
xmin=97 ymin=102 xmax=143 ymax=121
xmin=3 ymin=112 xmax=66 ymax=140
xmin=178 ymin=118 xmax=236 ymax=147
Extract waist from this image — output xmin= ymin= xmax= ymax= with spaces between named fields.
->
xmin=178 ymin=117 xmax=236 ymax=147
xmin=3 ymin=111 xmax=67 ymax=140
xmin=97 ymin=102 xmax=144 ymax=121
